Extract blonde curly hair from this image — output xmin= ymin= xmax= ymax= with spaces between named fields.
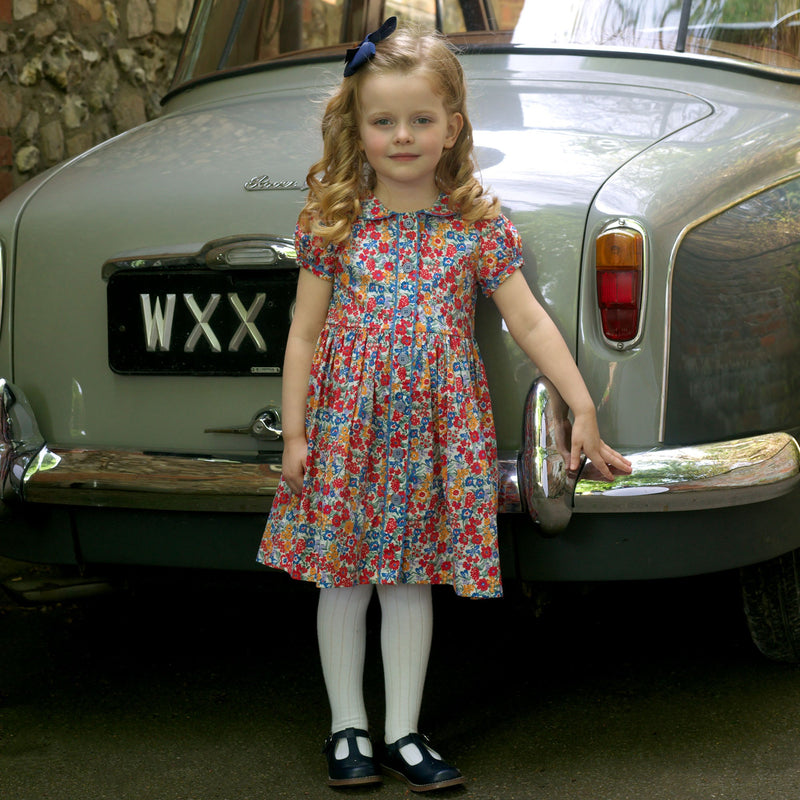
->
xmin=302 ymin=22 xmax=499 ymax=243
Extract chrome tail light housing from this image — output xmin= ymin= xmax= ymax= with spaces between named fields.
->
xmin=595 ymin=219 xmax=647 ymax=349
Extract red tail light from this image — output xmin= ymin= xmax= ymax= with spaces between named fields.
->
xmin=595 ymin=224 xmax=644 ymax=344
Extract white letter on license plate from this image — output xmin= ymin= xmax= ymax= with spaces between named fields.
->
xmin=141 ymin=294 xmax=176 ymax=352
xmin=228 ymin=293 xmax=267 ymax=352
xmin=184 ymin=293 xmax=222 ymax=352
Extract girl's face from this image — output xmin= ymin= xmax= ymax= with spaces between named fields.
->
xmin=358 ymin=71 xmax=463 ymax=209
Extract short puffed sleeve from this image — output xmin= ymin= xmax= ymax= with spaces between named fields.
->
xmin=294 ymin=222 xmax=341 ymax=281
xmin=476 ymin=214 xmax=524 ymax=297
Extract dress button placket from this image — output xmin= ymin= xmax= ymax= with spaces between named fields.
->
xmin=382 ymin=212 xmax=418 ymax=581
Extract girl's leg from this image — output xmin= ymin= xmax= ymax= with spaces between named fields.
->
xmin=317 ymin=584 xmax=374 ymax=758
xmin=376 ymin=583 xmax=465 ymax=790
xmin=376 ymin=583 xmax=433 ymax=748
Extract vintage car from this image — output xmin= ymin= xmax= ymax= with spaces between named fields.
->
xmin=1 ymin=0 xmax=799 ymax=658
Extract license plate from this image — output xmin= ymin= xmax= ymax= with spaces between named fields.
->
xmin=107 ymin=270 xmax=296 ymax=375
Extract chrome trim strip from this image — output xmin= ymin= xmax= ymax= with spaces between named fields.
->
xmin=101 ymin=243 xmax=206 ymax=280
xmin=659 ymin=170 xmax=800 ymax=442
xmin=101 ymin=235 xmax=296 ymax=280
xmin=575 ymin=432 xmax=800 ymax=512
xmin=22 ymin=446 xmax=283 ymax=513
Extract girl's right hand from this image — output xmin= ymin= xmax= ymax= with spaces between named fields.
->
xmin=282 ymin=436 xmax=308 ymax=495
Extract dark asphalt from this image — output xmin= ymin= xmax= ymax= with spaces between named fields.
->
xmin=2 ymin=557 xmax=800 ymax=799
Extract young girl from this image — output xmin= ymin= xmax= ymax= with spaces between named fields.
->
xmin=257 ymin=17 xmax=631 ymax=792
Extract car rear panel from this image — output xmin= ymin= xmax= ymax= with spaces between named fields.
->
xmin=11 ymin=54 xmax=714 ymax=456
xmin=11 ymin=75 xmax=320 ymax=455
xmin=578 ymin=59 xmax=800 ymax=447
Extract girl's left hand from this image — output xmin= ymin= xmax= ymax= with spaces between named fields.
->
xmin=570 ymin=411 xmax=632 ymax=481
xmin=282 ymin=436 xmax=309 ymax=495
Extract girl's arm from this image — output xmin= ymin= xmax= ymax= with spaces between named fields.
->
xmin=491 ymin=270 xmax=632 ymax=480
xmin=280 ymin=268 xmax=334 ymax=494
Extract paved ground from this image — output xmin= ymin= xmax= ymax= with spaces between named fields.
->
xmin=2 ymin=556 xmax=800 ymax=800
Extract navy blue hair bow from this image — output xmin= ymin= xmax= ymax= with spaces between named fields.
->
xmin=343 ymin=16 xmax=398 ymax=77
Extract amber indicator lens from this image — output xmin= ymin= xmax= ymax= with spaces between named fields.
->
xmin=595 ymin=229 xmax=643 ymax=342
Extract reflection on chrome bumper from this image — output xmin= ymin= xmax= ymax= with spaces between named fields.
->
xmin=517 ymin=377 xmax=800 ymax=536
xmin=517 ymin=377 xmax=577 ymax=534
xmin=574 ymin=433 xmax=800 ymax=512
xmin=0 ymin=379 xmax=46 ymax=506
xmin=2 ymin=378 xmax=799 ymax=526
xmin=23 ymin=446 xmax=282 ymax=512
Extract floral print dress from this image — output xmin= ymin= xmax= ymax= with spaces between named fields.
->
xmin=257 ymin=195 xmax=522 ymax=598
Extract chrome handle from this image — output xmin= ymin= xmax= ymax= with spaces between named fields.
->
xmin=249 ymin=408 xmax=282 ymax=440
xmin=205 ymin=407 xmax=282 ymax=441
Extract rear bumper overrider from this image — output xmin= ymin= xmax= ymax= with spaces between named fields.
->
xmin=1 ymin=377 xmax=798 ymax=532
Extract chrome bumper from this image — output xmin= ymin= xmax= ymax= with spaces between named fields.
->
xmin=2 ymin=378 xmax=799 ymax=531
xmin=0 ymin=379 xmax=281 ymax=514
xmin=516 ymin=377 xmax=800 ymax=535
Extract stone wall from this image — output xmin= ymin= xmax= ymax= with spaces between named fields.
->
xmin=0 ymin=0 xmax=193 ymax=201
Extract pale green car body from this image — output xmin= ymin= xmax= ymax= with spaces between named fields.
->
xmin=1 ymin=0 xmax=800 ymax=657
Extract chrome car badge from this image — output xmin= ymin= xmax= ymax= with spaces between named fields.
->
xmin=243 ymin=174 xmax=308 ymax=192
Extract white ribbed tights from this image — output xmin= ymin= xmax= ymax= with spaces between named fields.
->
xmin=317 ymin=583 xmax=433 ymax=758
